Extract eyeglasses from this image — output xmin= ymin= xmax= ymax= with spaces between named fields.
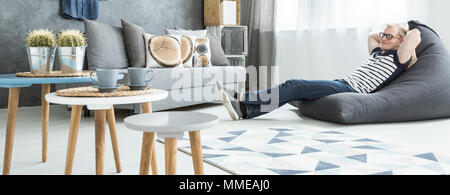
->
xmin=379 ymin=32 xmax=401 ymax=40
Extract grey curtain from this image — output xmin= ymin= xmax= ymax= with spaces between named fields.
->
xmin=242 ymin=0 xmax=277 ymax=91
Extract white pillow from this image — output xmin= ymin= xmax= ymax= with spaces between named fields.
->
xmin=144 ymin=33 xmax=183 ymax=68
xmin=165 ymin=29 xmax=207 ymax=38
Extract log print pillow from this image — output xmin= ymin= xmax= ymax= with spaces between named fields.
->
xmin=144 ymin=33 xmax=183 ymax=68
xmin=193 ymin=37 xmax=212 ymax=67
xmin=180 ymin=35 xmax=195 ymax=68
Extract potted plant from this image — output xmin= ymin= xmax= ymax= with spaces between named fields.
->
xmin=57 ymin=29 xmax=87 ymax=73
xmin=26 ymin=29 xmax=57 ymax=74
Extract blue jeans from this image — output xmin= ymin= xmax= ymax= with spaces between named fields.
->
xmin=242 ymin=79 xmax=357 ymax=119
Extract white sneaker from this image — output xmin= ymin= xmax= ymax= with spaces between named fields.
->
xmin=220 ymin=90 xmax=242 ymax=120
xmin=217 ymin=82 xmax=243 ymax=120
xmin=216 ymin=81 xmax=238 ymax=99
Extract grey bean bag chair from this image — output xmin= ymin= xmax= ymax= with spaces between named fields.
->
xmin=297 ymin=20 xmax=450 ymax=124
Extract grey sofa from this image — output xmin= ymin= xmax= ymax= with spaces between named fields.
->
xmin=57 ymin=66 xmax=246 ymax=113
xmin=57 ymin=19 xmax=247 ymax=114
xmin=115 ymin=66 xmax=246 ymax=113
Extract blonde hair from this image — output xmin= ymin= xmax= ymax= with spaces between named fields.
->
xmin=387 ymin=24 xmax=407 ymax=39
xmin=387 ymin=24 xmax=418 ymax=69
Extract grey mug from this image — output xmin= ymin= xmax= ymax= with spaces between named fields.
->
xmin=128 ymin=68 xmax=156 ymax=86
xmin=90 ymin=69 xmax=124 ymax=88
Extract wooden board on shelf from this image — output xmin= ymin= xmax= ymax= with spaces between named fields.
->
xmin=204 ymin=0 xmax=241 ymax=26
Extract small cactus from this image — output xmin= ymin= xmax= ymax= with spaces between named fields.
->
xmin=57 ymin=29 xmax=87 ymax=47
xmin=26 ymin=29 xmax=57 ymax=47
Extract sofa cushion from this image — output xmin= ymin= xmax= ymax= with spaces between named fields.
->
xmin=84 ymin=19 xmax=129 ymax=70
xmin=166 ymin=29 xmax=230 ymax=67
xmin=165 ymin=33 xmax=213 ymax=67
xmin=208 ymin=35 xmax=230 ymax=66
xmin=121 ymin=19 xmax=146 ymax=67
xmin=148 ymin=66 xmax=246 ymax=90
xmin=192 ymin=37 xmax=212 ymax=67
xmin=144 ymin=33 xmax=183 ymax=68
xmin=298 ymin=20 xmax=450 ymax=124
xmin=201 ymin=66 xmax=246 ymax=86
xmin=165 ymin=28 xmax=207 ymax=38
xmin=179 ymin=36 xmax=195 ymax=67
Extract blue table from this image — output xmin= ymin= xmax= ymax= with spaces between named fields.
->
xmin=0 ymin=74 xmax=94 ymax=88
xmin=0 ymin=73 xmax=123 ymax=175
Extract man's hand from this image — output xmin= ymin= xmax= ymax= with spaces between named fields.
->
xmin=398 ymin=29 xmax=421 ymax=64
xmin=368 ymin=33 xmax=381 ymax=54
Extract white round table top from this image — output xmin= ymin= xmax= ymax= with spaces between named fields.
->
xmin=124 ymin=112 xmax=219 ymax=133
xmin=45 ymin=89 xmax=168 ymax=110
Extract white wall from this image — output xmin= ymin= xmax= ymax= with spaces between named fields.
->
xmin=276 ymin=0 xmax=450 ymax=83
xmin=276 ymin=28 xmax=373 ymax=81
xmin=428 ymin=0 xmax=450 ymax=49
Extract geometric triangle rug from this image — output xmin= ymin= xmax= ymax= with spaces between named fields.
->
xmin=159 ymin=127 xmax=450 ymax=175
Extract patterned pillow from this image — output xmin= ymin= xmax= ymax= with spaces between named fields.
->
xmin=166 ymin=29 xmax=212 ymax=67
xmin=143 ymin=33 xmax=183 ymax=68
xmin=192 ymin=37 xmax=212 ymax=67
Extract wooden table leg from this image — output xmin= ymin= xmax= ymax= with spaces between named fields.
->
xmin=2 ymin=88 xmax=20 ymax=175
xmin=106 ymin=106 xmax=122 ymax=173
xmin=94 ymin=110 xmax=106 ymax=175
xmin=41 ymin=84 xmax=50 ymax=163
xmin=189 ymin=131 xmax=204 ymax=175
xmin=139 ymin=132 xmax=155 ymax=175
xmin=64 ymin=105 xmax=83 ymax=175
xmin=165 ymin=138 xmax=178 ymax=175
xmin=142 ymin=102 xmax=158 ymax=175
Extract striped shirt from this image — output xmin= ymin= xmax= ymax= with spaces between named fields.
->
xmin=342 ymin=47 xmax=410 ymax=94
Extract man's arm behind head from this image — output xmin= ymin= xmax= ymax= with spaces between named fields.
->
xmin=398 ymin=29 xmax=421 ymax=65
xmin=368 ymin=33 xmax=381 ymax=54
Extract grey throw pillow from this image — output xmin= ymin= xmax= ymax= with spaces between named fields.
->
xmin=121 ymin=19 xmax=146 ymax=67
xmin=84 ymin=19 xmax=129 ymax=70
xmin=208 ymin=34 xmax=230 ymax=66
xmin=298 ymin=20 xmax=450 ymax=124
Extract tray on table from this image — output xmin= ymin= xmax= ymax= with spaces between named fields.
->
xmin=56 ymin=86 xmax=155 ymax=97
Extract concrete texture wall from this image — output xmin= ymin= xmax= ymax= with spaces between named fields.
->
xmin=0 ymin=0 xmax=203 ymax=108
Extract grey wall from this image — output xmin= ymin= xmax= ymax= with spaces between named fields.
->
xmin=0 ymin=0 xmax=203 ymax=108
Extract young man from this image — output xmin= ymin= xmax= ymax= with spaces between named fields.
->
xmin=218 ymin=24 xmax=422 ymax=120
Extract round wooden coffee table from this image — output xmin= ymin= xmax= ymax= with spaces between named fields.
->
xmin=124 ymin=112 xmax=218 ymax=175
xmin=0 ymin=73 xmax=122 ymax=175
